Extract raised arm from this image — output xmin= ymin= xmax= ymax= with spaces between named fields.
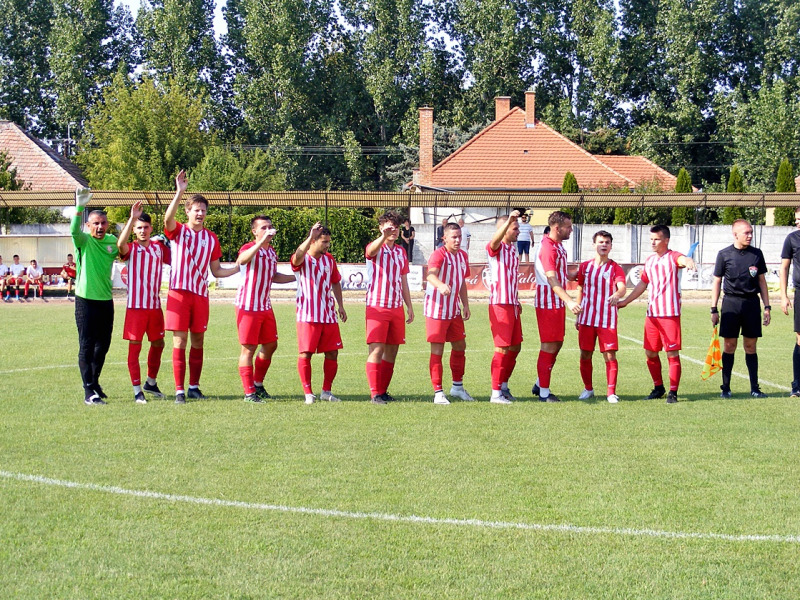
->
xmin=489 ymin=210 xmax=519 ymax=252
xmin=164 ymin=170 xmax=188 ymax=234
xmin=291 ymin=223 xmax=323 ymax=267
xmin=366 ymin=222 xmax=396 ymax=258
xmin=70 ymin=187 xmax=92 ymax=247
xmin=238 ymin=227 xmax=275 ymax=266
xmin=117 ymin=200 xmax=144 ymax=256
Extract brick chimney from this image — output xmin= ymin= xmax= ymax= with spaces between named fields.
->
xmin=495 ymin=96 xmax=511 ymax=121
xmin=418 ymin=107 xmax=433 ymax=187
xmin=525 ymin=90 xmax=536 ymax=128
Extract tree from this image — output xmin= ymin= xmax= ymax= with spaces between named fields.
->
xmin=722 ymin=165 xmax=745 ymax=224
xmin=671 ymin=167 xmax=695 ymax=226
xmin=562 ymin=171 xmax=579 ymax=193
xmin=774 ymin=158 xmax=797 ymax=225
xmin=77 ymin=74 xmax=209 ymax=190
xmin=188 ymin=146 xmax=285 ymax=193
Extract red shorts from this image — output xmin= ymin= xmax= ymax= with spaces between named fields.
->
xmin=365 ymin=306 xmax=406 ymax=345
xmin=578 ymin=324 xmax=618 ymax=352
xmin=165 ymin=289 xmax=209 ymax=333
xmin=123 ymin=308 xmax=165 ymax=342
xmin=426 ymin=315 xmax=466 ymax=344
xmin=7 ymin=277 xmax=23 ymax=285
xmin=536 ymin=306 xmax=566 ymax=343
xmin=297 ymin=321 xmax=343 ymax=354
xmin=237 ymin=308 xmax=278 ymax=346
xmin=489 ymin=304 xmax=523 ymax=347
xmin=643 ymin=315 xmax=682 ymax=352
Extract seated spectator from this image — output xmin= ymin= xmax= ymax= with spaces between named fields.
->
xmin=0 ymin=255 xmax=8 ymax=298
xmin=61 ymin=253 xmax=77 ymax=300
xmin=6 ymin=254 xmax=26 ymax=302
xmin=25 ymin=259 xmax=44 ymax=300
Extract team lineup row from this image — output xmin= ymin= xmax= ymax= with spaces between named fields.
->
xmin=68 ymin=173 xmax=800 ymax=405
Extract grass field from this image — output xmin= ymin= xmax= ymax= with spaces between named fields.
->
xmin=1 ymin=298 xmax=799 ymax=599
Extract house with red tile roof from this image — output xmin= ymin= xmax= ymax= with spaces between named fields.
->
xmin=407 ymin=92 xmax=681 ymax=224
xmin=0 ymin=120 xmax=87 ymax=191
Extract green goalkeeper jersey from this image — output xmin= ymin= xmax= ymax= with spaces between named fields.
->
xmin=70 ymin=209 xmax=119 ymax=301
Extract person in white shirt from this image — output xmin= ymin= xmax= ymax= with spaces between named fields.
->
xmin=0 ymin=255 xmax=8 ymax=299
xmin=457 ymin=218 xmax=471 ymax=252
xmin=24 ymin=259 xmax=44 ymax=300
xmin=517 ymin=213 xmax=534 ymax=262
xmin=7 ymin=255 xmax=26 ymax=301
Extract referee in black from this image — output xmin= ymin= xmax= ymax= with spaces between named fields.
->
xmin=779 ymin=206 xmax=800 ymax=396
xmin=710 ymin=219 xmax=771 ymax=398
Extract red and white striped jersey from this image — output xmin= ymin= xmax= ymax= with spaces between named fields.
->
xmin=120 ymin=240 xmax=170 ymax=310
xmin=486 ymin=241 xmax=519 ymax=306
xmin=291 ymin=251 xmax=342 ymax=323
xmin=235 ymin=242 xmax=278 ymax=312
xmin=164 ymin=222 xmax=222 ymax=297
xmin=424 ymin=247 xmax=469 ymax=319
xmin=534 ymin=235 xmax=568 ymax=309
xmin=641 ymin=250 xmax=683 ymax=317
xmin=366 ymin=243 xmax=409 ymax=308
xmin=576 ymin=259 xmax=626 ymax=328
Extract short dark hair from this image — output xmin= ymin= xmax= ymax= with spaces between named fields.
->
xmin=443 ymin=222 xmax=461 ymax=234
xmin=592 ymin=230 xmax=613 ymax=242
xmin=318 ymin=226 xmax=332 ymax=237
xmin=13 ymin=254 xmax=19 ymax=259
xmin=185 ymin=194 xmax=208 ymax=210
xmin=378 ymin=210 xmax=402 ymax=227
xmin=543 ymin=226 xmax=550 ymax=235
xmin=250 ymin=215 xmax=271 ymax=228
xmin=88 ymin=209 xmax=107 ymax=219
xmin=650 ymin=224 xmax=670 ymax=238
xmin=548 ymin=210 xmax=572 ymax=227
xmin=136 ymin=212 xmax=152 ymax=224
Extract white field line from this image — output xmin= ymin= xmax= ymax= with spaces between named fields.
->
xmin=1 ymin=470 xmax=797 ymax=545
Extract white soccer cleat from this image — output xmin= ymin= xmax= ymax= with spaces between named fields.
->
xmin=304 ymin=393 xmax=316 ymax=405
xmin=607 ymin=394 xmax=619 ymax=404
xmin=320 ymin=390 xmax=340 ymax=402
xmin=578 ymin=389 xmax=595 ymax=400
xmin=490 ymin=393 xmax=512 ymax=405
xmin=449 ymin=386 xmax=475 ymax=401
xmin=433 ymin=390 xmax=450 ymax=405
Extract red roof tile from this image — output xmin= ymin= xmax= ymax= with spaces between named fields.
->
xmin=0 ymin=120 xmax=87 ymax=191
xmin=596 ymin=155 xmax=677 ymax=191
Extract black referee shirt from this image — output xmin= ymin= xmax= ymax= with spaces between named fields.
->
xmin=713 ymin=244 xmax=767 ymax=296
xmin=781 ymin=230 xmax=800 ymax=287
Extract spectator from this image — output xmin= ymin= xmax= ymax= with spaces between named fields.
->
xmin=458 ymin=218 xmax=472 ymax=252
xmin=517 ymin=213 xmax=533 ymax=262
xmin=400 ymin=218 xmax=415 ymax=262
xmin=0 ymin=255 xmax=8 ymax=300
xmin=61 ymin=253 xmax=77 ymax=300
xmin=24 ymin=259 xmax=44 ymax=300
xmin=436 ymin=217 xmax=448 ymax=249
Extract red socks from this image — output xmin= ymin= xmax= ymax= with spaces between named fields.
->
xmin=580 ymin=358 xmax=593 ymax=390
xmin=254 ymin=355 xmax=271 ymax=385
xmin=380 ymin=360 xmax=394 ymax=395
xmin=127 ymin=344 xmax=142 ymax=385
xmin=366 ymin=361 xmax=380 ymax=396
xmin=239 ymin=366 xmax=255 ymax=394
xmin=147 ymin=345 xmax=163 ymax=380
xmin=188 ymin=347 xmax=203 ymax=387
xmin=646 ymin=356 xmax=663 ymax=386
xmin=668 ymin=355 xmax=681 ymax=391
xmin=537 ymin=351 xmax=557 ymax=388
xmin=322 ymin=358 xmax=338 ymax=391
xmin=606 ymin=359 xmax=618 ymax=396
xmin=450 ymin=350 xmax=466 ymax=384
xmin=491 ymin=351 xmax=504 ymax=390
xmin=297 ymin=356 xmax=313 ymax=394
xmin=172 ymin=347 xmax=186 ymax=391
xmin=430 ymin=354 xmax=444 ymax=391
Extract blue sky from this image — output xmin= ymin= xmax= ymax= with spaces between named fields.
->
xmin=116 ymin=0 xmax=228 ymax=37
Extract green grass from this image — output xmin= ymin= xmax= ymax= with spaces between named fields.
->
xmin=1 ymin=299 xmax=799 ymax=598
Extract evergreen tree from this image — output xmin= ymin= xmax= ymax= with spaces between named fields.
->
xmin=671 ymin=168 xmax=695 ymax=226
xmin=562 ymin=171 xmax=579 ymax=193
xmin=722 ymin=165 xmax=745 ymax=224
xmin=774 ymin=158 xmax=797 ymax=225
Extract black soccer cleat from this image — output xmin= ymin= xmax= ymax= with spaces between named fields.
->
xmin=92 ymin=383 xmax=108 ymax=399
xmin=244 ymin=393 xmax=264 ymax=403
xmin=666 ymin=390 xmax=678 ymax=404
xmin=143 ymin=381 xmax=165 ymax=398
xmin=175 ymin=392 xmax=186 ymax=404
xmin=254 ymin=384 xmax=271 ymax=400
xmin=371 ymin=395 xmax=387 ymax=405
xmin=134 ymin=391 xmax=147 ymax=404
xmin=645 ymin=385 xmax=666 ymax=400
xmin=382 ymin=392 xmax=396 ymax=402
xmin=187 ymin=388 xmax=207 ymax=400
xmin=750 ymin=388 xmax=768 ymax=398
xmin=544 ymin=393 xmax=561 ymax=403
xmin=532 ymin=383 xmax=540 ymax=396
xmin=720 ymin=385 xmax=732 ymax=399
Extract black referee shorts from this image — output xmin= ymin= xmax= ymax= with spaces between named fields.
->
xmin=720 ymin=295 xmax=762 ymax=339
xmin=794 ymin=295 xmax=800 ymax=334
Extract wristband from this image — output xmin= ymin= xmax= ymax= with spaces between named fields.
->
xmin=710 ymin=307 xmax=718 ymax=314
xmin=764 ymin=305 xmax=771 ymax=311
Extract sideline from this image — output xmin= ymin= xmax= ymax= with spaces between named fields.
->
xmin=1 ymin=470 xmax=797 ymax=545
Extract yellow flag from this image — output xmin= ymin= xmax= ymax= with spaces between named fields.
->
xmin=701 ymin=326 xmax=722 ymax=380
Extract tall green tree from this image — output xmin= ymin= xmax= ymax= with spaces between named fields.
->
xmin=77 ymin=74 xmax=208 ymax=189
xmin=671 ymin=168 xmax=695 ymax=226
xmin=722 ymin=165 xmax=745 ymax=224
xmin=774 ymin=158 xmax=797 ymax=225
xmin=189 ymin=146 xmax=285 ymax=193
xmin=562 ymin=171 xmax=579 ymax=193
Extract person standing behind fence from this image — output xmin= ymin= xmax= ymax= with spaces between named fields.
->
xmin=779 ymin=207 xmax=800 ymax=397
xmin=71 ymin=189 xmax=118 ymax=405
xmin=517 ymin=213 xmax=533 ymax=262
xmin=401 ymin=218 xmax=415 ymax=262
xmin=118 ymin=201 xmax=171 ymax=404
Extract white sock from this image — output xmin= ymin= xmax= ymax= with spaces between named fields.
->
xmin=133 ymin=385 xmax=142 ymax=394
xmin=540 ymin=387 xmax=550 ymax=398
xmin=501 ymin=382 xmax=509 ymax=391
xmin=491 ymin=389 xmax=504 ymax=398
xmin=146 ymin=377 xmax=157 ymax=386
xmin=452 ymin=381 xmax=463 ymax=388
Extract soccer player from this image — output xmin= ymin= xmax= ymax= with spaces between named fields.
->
xmin=291 ymin=222 xmax=347 ymax=404
xmin=164 ymin=170 xmax=239 ymax=404
xmin=365 ymin=210 xmax=414 ymax=404
xmin=711 ymin=219 xmax=770 ymax=398
xmin=24 ymin=259 xmax=44 ymax=300
xmin=779 ymin=207 xmax=800 ymax=396
xmin=517 ymin=213 xmax=533 ymax=262
xmin=425 ymin=222 xmax=472 ymax=404
xmin=532 ymin=211 xmax=581 ymax=402
xmin=61 ymin=253 xmax=77 ymax=300
xmin=235 ymin=216 xmax=295 ymax=403
xmin=118 ymin=201 xmax=171 ymax=404
xmin=71 ymin=189 xmax=118 ymax=405
xmin=6 ymin=254 xmax=26 ymax=302
xmin=618 ymin=224 xmax=695 ymax=403
xmin=486 ymin=210 xmax=522 ymax=404
xmin=575 ymin=231 xmax=627 ymax=403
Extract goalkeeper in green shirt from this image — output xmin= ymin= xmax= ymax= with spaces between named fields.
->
xmin=71 ymin=188 xmax=119 ymax=405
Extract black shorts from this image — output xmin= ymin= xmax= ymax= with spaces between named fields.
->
xmin=720 ymin=295 xmax=762 ymax=339
xmin=795 ymin=295 xmax=800 ymax=334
